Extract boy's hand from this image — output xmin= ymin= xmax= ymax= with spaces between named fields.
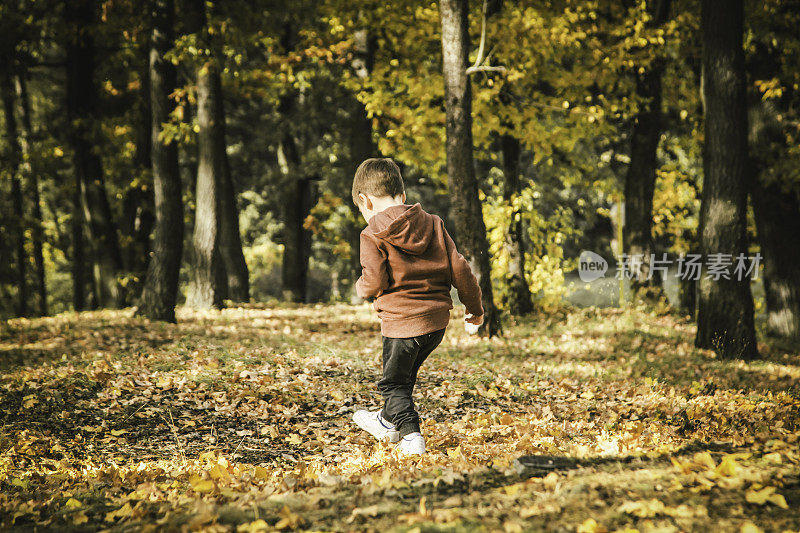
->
xmin=465 ymin=313 xmax=484 ymax=326
xmin=464 ymin=313 xmax=483 ymax=335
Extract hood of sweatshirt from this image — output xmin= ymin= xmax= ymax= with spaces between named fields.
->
xmin=366 ymin=203 xmax=434 ymax=255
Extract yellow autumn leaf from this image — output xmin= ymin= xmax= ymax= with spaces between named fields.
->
xmin=767 ymin=493 xmax=788 ymax=509
xmin=762 ymin=452 xmax=782 ymax=463
xmin=715 ymin=455 xmax=739 ymax=477
xmin=105 ymin=502 xmax=133 ymax=522
xmin=274 ymin=505 xmax=304 ymax=530
xmin=209 ymin=464 xmax=231 ymax=481
xmin=64 ymin=497 xmax=82 ymax=509
xmin=745 ymin=486 xmax=776 ymax=505
xmin=503 ymin=483 xmax=525 ymax=496
xmin=237 ymin=519 xmax=269 ymax=532
xmin=543 ymin=472 xmax=559 ymax=489
xmin=577 ymin=518 xmax=607 ymax=533
xmin=693 ymin=451 xmax=716 ymax=470
xmin=618 ymin=499 xmax=665 ymax=518
xmin=740 ymin=522 xmax=763 ymax=533
xmin=189 ymin=474 xmax=215 ymax=493
xmin=71 ymin=510 xmax=89 ymax=525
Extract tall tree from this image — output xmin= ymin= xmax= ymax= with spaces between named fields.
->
xmin=440 ymin=0 xmax=500 ymax=335
xmin=751 ymin=176 xmax=800 ymax=340
xmin=748 ymin=97 xmax=800 ymax=340
xmin=1 ymin=72 xmax=27 ymax=317
xmin=136 ymin=0 xmax=184 ymax=322
xmin=276 ymin=22 xmax=313 ymax=303
xmin=120 ymin=51 xmax=155 ymax=303
xmin=499 ymin=132 xmax=533 ymax=315
xmin=695 ymin=0 xmax=757 ymax=359
xmin=276 ymin=89 xmax=306 ymax=302
xmin=14 ymin=74 xmax=47 ymax=316
xmin=346 ymin=27 xmax=377 ymax=303
xmin=65 ymin=0 xmax=124 ymax=308
xmin=185 ymin=0 xmax=226 ymax=309
xmin=745 ymin=11 xmax=800 ymax=341
xmin=623 ymin=0 xmax=672 ymax=297
xmin=216 ymin=71 xmax=250 ymax=303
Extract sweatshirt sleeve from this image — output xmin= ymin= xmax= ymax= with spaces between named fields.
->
xmin=443 ymin=224 xmax=484 ymax=317
xmin=355 ymin=233 xmax=389 ymax=299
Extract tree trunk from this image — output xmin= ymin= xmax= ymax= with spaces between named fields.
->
xmin=623 ymin=0 xmax=671 ymax=298
xmin=347 ymin=28 xmax=377 ymax=304
xmin=440 ymin=0 xmax=500 ymax=336
xmin=276 ymin=104 xmax=307 ymax=303
xmin=748 ymin=96 xmax=800 ymax=340
xmin=276 ymin=22 xmax=311 ymax=303
xmin=751 ymin=179 xmax=800 ymax=339
xmin=695 ymin=0 xmax=758 ymax=359
xmin=500 ymin=133 xmax=533 ymax=315
xmin=137 ymin=0 xmax=184 ymax=322
xmin=185 ymin=0 xmax=226 ymax=309
xmin=1 ymin=72 xmax=28 ymax=317
xmin=71 ymin=168 xmax=86 ymax=311
xmin=15 ymin=74 xmax=48 ymax=316
xmin=65 ymin=0 xmax=123 ymax=308
xmin=746 ymin=39 xmax=800 ymax=341
xmin=215 ymin=72 xmax=250 ymax=303
xmin=120 ymin=54 xmax=154 ymax=302
xmin=281 ymin=174 xmax=317 ymax=303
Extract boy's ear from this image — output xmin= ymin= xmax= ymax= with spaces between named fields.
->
xmin=358 ymin=193 xmax=372 ymax=210
xmin=401 ymin=191 xmax=406 ymax=203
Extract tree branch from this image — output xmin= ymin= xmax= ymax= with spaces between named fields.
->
xmin=467 ymin=0 xmax=506 ymax=76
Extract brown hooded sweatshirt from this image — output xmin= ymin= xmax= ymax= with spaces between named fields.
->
xmin=356 ymin=203 xmax=484 ymax=338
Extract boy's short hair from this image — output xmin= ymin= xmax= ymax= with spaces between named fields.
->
xmin=352 ymin=157 xmax=405 ymax=206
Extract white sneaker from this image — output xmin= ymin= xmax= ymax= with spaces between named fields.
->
xmin=396 ymin=432 xmax=426 ymax=456
xmin=353 ymin=410 xmax=400 ymax=442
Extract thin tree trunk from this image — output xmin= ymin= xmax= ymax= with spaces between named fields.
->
xmin=276 ymin=22 xmax=310 ymax=303
xmin=623 ymin=0 xmax=671 ymax=298
xmin=695 ymin=0 xmax=757 ymax=359
xmin=15 ymin=74 xmax=47 ymax=316
xmin=1 ymin=73 xmax=28 ymax=317
xmin=347 ymin=28 xmax=377 ymax=304
xmin=185 ymin=0 xmax=226 ymax=309
xmin=500 ymin=133 xmax=533 ymax=315
xmin=276 ymin=105 xmax=306 ymax=302
xmin=440 ymin=0 xmax=500 ymax=336
xmin=65 ymin=0 xmax=123 ymax=308
xmin=215 ymin=72 xmax=250 ymax=303
xmin=120 ymin=53 xmax=154 ymax=300
xmin=137 ymin=0 xmax=184 ymax=322
xmin=71 ymin=167 xmax=86 ymax=310
xmin=751 ymin=179 xmax=800 ymax=339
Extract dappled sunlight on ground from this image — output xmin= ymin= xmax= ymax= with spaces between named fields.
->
xmin=0 ymin=304 xmax=798 ymax=531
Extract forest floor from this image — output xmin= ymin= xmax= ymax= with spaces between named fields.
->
xmin=1 ymin=303 xmax=799 ymax=532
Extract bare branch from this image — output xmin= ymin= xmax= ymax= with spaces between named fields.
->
xmin=467 ymin=0 xmax=506 ymax=76
xmin=466 ymin=65 xmax=507 ymax=74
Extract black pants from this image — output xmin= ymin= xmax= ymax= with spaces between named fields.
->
xmin=378 ymin=327 xmax=446 ymax=437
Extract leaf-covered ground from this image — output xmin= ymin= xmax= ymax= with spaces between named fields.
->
xmin=1 ymin=304 xmax=799 ymax=532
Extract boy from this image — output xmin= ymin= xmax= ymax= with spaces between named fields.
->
xmin=350 ymin=157 xmax=484 ymax=456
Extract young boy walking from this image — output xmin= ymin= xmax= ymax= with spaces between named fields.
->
xmin=350 ymin=158 xmax=484 ymax=456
